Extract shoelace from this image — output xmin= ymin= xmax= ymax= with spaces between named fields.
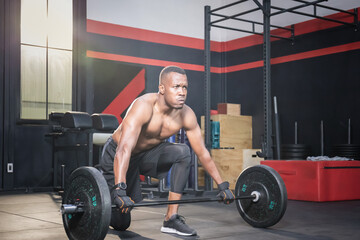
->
xmin=176 ymin=215 xmax=186 ymax=224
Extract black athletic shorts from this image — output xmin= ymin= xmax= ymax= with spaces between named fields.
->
xmin=100 ymin=137 xmax=191 ymax=203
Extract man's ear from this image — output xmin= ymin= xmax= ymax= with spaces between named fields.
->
xmin=159 ymin=84 xmax=165 ymax=95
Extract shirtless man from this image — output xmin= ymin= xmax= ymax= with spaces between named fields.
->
xmin=100 ymin=66 xmax=234 ymax=236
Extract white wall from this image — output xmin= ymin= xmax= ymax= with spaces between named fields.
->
xmin=87 ymin=0 xmax=360 ymax=42
xmin=87 ymin=0 xmax=251 ymax=42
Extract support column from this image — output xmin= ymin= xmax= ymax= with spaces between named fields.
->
xmin=204 ymin=5 xmax=213 ymax=190
xmin=204 ymin=5 xmax=211 ymax=152
xmin=263 ymin=0 xmax=273 ymax=159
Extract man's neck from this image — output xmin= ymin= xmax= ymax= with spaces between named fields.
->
xmin=156 ymin=94 xmax=178 ymax=116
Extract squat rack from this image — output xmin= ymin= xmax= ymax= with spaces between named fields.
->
xmin=203 ymin=0 xmax=358 ymax=166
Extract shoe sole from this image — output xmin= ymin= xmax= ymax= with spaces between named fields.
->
xmin=161 ymin=226 xmax=196 ymax=236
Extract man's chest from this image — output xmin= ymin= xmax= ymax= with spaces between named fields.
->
xmin=143 ymin=114 xmax=182 ymax=139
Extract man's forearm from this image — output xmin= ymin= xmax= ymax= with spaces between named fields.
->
xmin=114 ymin=148 xmax=131 ymax=185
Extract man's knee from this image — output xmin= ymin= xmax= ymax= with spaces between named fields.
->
xmin=172 ymin=144 xmax=191 ymax=164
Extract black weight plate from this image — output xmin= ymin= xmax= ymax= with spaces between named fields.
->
xmin=332 ymin=150 xmax=360 ymax=153
xmin=281 ymin=149 xmax=310 ymax=153
xmin=281 ymin=152 xmax=309 ymax=156
xmin=235 ymin=165 xmax=287 ymax=228
xmin=281 ymin=152 xmax=310 ymax=156
xmin=332 ymin=147 xmax=360 ymax=150
xmin=62 ymin=167 xmax=111 ymax=240
xmin=333 ymin=144 xmax=360 ymax=148
xmin=281 ymin=144 xmax=309 ymax=149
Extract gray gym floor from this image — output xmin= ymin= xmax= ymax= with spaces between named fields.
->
xmin=0 ymin=192 xmax=359 ymax=240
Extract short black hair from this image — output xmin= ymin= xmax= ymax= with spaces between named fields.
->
xmin=159 ymin=66 xmax=186 ymax=84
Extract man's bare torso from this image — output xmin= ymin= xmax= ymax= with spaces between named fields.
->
xmin=112 ymin=93 xmax=187 ymax=154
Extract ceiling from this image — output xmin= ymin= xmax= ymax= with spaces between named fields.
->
xmin=214 ymin=0 xmax=360 ymax=40
xmin=87 ymin=0 xmax=360 ymax=42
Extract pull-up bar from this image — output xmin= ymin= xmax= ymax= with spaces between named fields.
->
xmin=210 ymin=0 xmax=249 ymax=13
xmin=271 ymin=0 xmax=327 ymax=17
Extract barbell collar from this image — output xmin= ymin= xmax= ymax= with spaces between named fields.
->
xmin=61 ymin=204 xmax=85 ymax=214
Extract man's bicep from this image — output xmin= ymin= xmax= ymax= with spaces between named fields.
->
xmin=117 ymin=100 xmax=151 ymax=146
xmin=183 ymin=108 xmax=207 ymax=155
xmin=186 ymin=125 xmax=208 ymax=158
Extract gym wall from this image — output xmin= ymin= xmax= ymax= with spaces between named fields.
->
xmin=86 ymin=4 xmax=360 ymax=157
xmin=1 ymin=1 xmax=359 ymax=190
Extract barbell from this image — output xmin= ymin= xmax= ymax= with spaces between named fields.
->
xmin=60 ymin=165 xmax=287 ymax=240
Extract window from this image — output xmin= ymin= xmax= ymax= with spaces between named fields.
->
xmin=20 ymin=0 xmax=73 ymax=120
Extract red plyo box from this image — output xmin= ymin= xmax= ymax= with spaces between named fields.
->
xmin=261 ymin=160 xmax=360 ymax=202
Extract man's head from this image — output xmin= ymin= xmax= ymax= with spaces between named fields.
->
xmin=158 ymin=66 xmax=188 ymax=109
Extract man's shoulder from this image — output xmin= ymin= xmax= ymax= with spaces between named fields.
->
xmin=182 ymin=104 xmax=194 ymax=113
xmin=181 ymin=105 xmax=198 ymax=130
xmin=180 ymin=104 xmax=196 ymax=118
xmin=137 ymin=93 xmax=158 ymax=104
xmin=124 ymin=94 xmax=156 ymax=123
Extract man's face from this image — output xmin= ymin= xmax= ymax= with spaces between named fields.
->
xmin=161 ymin=72 xmax=188 ymax=109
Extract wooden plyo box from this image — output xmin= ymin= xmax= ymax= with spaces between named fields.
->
xmin=197 ymin=149 xmax=263 ymax=190
xmin=242 ymin=149 xmax=263 ymax=170
xmin=212 ymin=148 xmax=242 ymax=189
xmin=217 ymin=103 xmax=241 ymax=116
xmin=201 ymin=114 xmax=252 ymax=149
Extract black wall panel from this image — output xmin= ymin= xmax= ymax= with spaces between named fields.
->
xmin=226 ymin=25 xmax=360 ymax=156
xmin=272 ymin=50 xmax=360 ymax=156
xmin=271 ymin=25 xmax=360 ymax=58
xmin=226 ymin=68 xmax=263 ymax=149
xmin=13 ymin=126 xmax=53 ymax=188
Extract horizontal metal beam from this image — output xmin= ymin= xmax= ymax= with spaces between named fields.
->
xmin=292 ymin=0 xmax=357 ymax=16
xmin=271 ymin=5 xmax=357 ymax=27
xmin=211 ymin=7 xmax=261 ymax=25
xmin=210 ymin=0 xmax=248 ymax=13
xmin=211 ymin=24 xmax=293 ymax=41
xmin=211 ymin=12 xmax=293 ymax=31
xmin=271 ymin=0 xmax=327 ymax=17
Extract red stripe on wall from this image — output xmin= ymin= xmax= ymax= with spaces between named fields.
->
xmin=87 ymin=50 xmax=222 ymax=73
xmin=102 ymin=69 xmax=146 ymax=123
xmin=223 ymin=41 xmax=360 ymax=72
xmin=224 ymin=61 xmax=263 ymax=73
xmin=271 ymin=41 xmax=360 ymax=65
xmin=87 ymin=19 xmax=223 ymax=52
xmin=88 ymin=41 xmax=360 ymax=74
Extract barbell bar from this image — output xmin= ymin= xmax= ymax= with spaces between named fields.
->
xmin=61 ymin=194 xmax=258 ymax=214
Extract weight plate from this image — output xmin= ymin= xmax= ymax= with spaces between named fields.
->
xmin=281 ymin=144 xmax=309 ymax=149
xmin=235 ymin=165 xmax=287 ymax=228
xmin=281 ymin=152 xmax=309 ymax=156
xmin=333 ymin=144 xmax=360 ymax=148
xmin=281 ymin=149 xmax=310 ymax=153
xmin=62 ymin=167 xmax=111 ymax=240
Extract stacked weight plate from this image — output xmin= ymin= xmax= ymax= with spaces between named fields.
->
xmin=331 ymin=144 xmax=360 ymax=160
xmin=281 ymin=144 xmax=311 ymax=160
